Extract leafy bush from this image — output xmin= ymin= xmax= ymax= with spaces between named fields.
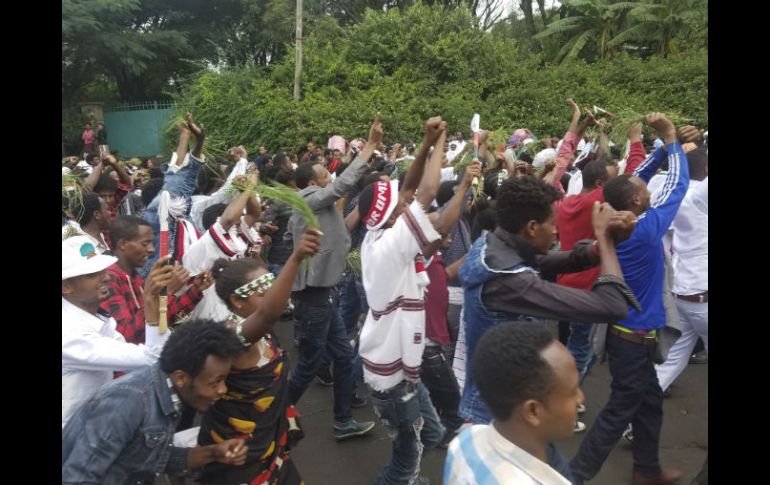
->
xmin=168 ymin=3 xmax=707 ymax=155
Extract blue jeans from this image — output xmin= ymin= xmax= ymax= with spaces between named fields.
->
xmin=370 ymin=380 xmax=445 ymax=485
xmin=570 ymin=332 xmax=663 ymax=482
xmin=567 ymin=322 xmax=597 ymax=384
xmin=288 ymin=292 xmax=354 ymax=423
xmin=338 ymin=271 xmax=368 ymax=336
xmin=139 ymin=159 xmax=204 ymax=278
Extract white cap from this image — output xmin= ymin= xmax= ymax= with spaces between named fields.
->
xmin=62 ymin=236 xmax=117 ymax=280
xmin=532 ymin=148 xmax=557 ymax=169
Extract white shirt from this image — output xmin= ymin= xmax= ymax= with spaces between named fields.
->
xmin=61 ymin=298 xmax=169 ymax=428
xmin=183 ymin=217 xmax=259 ymax=321
xmin=566 ymin=170 xmax=583 ymax=196
xmin=61 ymin=220 xmax=109 ymax=255
xmin=441 ymin=167 xmax=457 ymax=182
xmin=359 ymin=200 xmax=441 ymax=391
xmin=190 ymin=157 xmax=249 ymax=232
xmin=671 ymin=178 xmax=708 ymax=295
xmin=445 ymin=424 xmax=571 ymax=485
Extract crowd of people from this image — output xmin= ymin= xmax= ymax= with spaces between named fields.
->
xmin=62 ymin=102 xmax=707 ymax=485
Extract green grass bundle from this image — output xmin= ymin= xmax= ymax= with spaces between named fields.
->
xmin=452 ymin=149 xmax=473 ymax=176
xmin=346 ymin=249 xmax=362 ymax=278
xmin=486 ymin=127 xmax=513 ymax=151
xmin=229 ymin=179 xmax=319 ymax=229
xmin=62 ymin=173 xmax=86 ymax=219
xmin=607 ymin=108 xmax=691 ymax=148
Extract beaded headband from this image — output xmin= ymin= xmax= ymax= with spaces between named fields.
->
xmin=234 ymin=273 xmax=275 ymax=298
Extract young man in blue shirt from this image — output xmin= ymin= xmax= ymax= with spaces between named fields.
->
xmin=570 ymin=114 xmax=700 ymax=485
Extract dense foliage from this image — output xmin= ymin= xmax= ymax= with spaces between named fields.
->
xmin=167 ymin=3 xmax=707 ymax=154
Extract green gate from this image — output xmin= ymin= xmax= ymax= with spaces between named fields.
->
xmin=103 ymin=101 xmax=175 ymax=158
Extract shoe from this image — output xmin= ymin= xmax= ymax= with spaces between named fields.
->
xmin=415 ymin=476 xmax=430 ymax=485
xmin=632 ymin=468 xmax=683 ymax=485
xmin=577 ymin=403 xmax=586 ymax=414
xmin=315 ymin=368 xmax=334 ymax=387
xmin=333 ymin=419 xmax=375 ymax=440
xmin=573 ymin=421 xmax=586 ymax=433
xmin=351 ymin=394 xmax=368 ymax=408
xmin=689 ymin=351 xmax=708 ymax=365
xmin=623 ymin=424 xmax=634 ymax=443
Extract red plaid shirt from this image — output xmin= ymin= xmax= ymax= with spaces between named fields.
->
xmin=100 ymin=263 xmax=203 ymax=344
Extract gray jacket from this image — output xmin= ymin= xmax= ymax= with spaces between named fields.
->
xmin=290 ymin=156 xmax=370 ymax=290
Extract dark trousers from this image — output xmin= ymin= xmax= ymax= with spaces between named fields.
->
xmin=570 ymin=332 xmax=663 ymax=481
xmin=288 ymin=291 xmax=354 ymax=423
xmin=420 ymin=346 xmax=464 ymax=434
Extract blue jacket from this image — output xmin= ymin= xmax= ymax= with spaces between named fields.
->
xmin=616 ymin=143 xmax=689 ymax=331
xmin=62 ymin=363 xmax=189 ymax=485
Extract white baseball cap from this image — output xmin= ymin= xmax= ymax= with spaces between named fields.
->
xmin=62 ymin=236 xmax=117 ymax=280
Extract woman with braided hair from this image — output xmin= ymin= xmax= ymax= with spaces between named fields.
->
xmin=195 ymin=229 xmax=321 ymax=485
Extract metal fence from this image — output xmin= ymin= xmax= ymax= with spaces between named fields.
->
xmin=103 ymin=101 xmax=176 ymax=157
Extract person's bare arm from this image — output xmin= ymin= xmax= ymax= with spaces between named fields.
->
xmin=433 ymin=160 xmax=481 ymax=236
xmin=345 ymin=206 xmax=361 ymax=233
xmin=186 ymin=113 xmax=206 ymax=159
xmin=220 ymin=175 xmax=253 ymax=231
xmin=416 ymin=130 xmax=447 ymax=207
xmin=174 ymin=123 xmax=191 ymax=165
xmin=239 ymin=230 xmax=321 ymax=341
xmin=104 ymin=155 xmax=133 ymax=187
xmin=83 ymin=160 xmax=105 ymax=191
xmin=444 ymin=255 xmax=465 ymax=281
xmin=400 ymin=117 xmax=445 ymax=205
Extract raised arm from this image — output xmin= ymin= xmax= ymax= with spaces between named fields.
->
xmin=186 ymin=113 xmax=206 ymax=159
xmin=239 ymin=229 xmax=321 ymax=341
xmin=400 ymin=116 xmax=445 ymax=205
xmin=304 ymin=114 xmax=383 ymax=211
xmin=219 ymin=175 xmax=254 ymax=231
xmin=416 ymin=129 xmax=447 ymax=207
xmin=104 ymin=155 xmax=132 ymax=188
xmin=624 ymin=122 xmax=646 ymax=174
xmin=174 ymin=122 xmax=191 ymax=166
xmin=421 ymin=161 xmax=481 ymax=259
xmin=83 ymin=160 xmax=105 ymax=191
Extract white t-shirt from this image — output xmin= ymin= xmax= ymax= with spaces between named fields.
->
xmin=359 ymin=200 xmax=441 ymax=392
xmin=671 ymin=178 xmax=708 ymax=295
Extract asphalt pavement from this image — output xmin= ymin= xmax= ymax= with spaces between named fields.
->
xmin=280 ymin=320 xmax=708 ymax=485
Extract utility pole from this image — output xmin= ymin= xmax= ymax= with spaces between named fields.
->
xmin=293 ymin=0 xmax=303 ymax=100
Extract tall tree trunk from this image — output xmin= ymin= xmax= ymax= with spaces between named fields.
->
xmin=535 ymin=0 xmax=547 ymax=25
xmin=293 ymin=0 xmax=303 ymax=100
xmin=520 ymin=0 xmax=536 ymax=36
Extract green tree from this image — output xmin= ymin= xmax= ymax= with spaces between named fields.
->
xmin=533 ymin=0 xmax=637 ymax=62
xmin=609 ymin=0 xmax=708 ymax=58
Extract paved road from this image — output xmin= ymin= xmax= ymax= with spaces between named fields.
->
xmin=157 ymin=319 xmax=707 ymax=485
xmin=279 ymin=320 xmax=708 ymax=485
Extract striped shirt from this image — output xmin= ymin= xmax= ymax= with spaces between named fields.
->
xmin=359 ymin=200 xmax=441 ymax=392
xmin=445 ymin=425 xmax=570 ymax=485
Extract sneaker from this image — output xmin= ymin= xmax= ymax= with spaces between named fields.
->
xmin=351 ymin=394 xmax=368 ymax=408
xmin=577 ymin=403 xmax=586 ymax=414
xmin=573 ymin=421 xmax=586 ymax=433
xmin=333 ymin=419 xmax=375 ymax=440
xmin=316 ymin=368 xmax=334 ymax=387
xmin=623 ymin=424 xmax=634 ymax=443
